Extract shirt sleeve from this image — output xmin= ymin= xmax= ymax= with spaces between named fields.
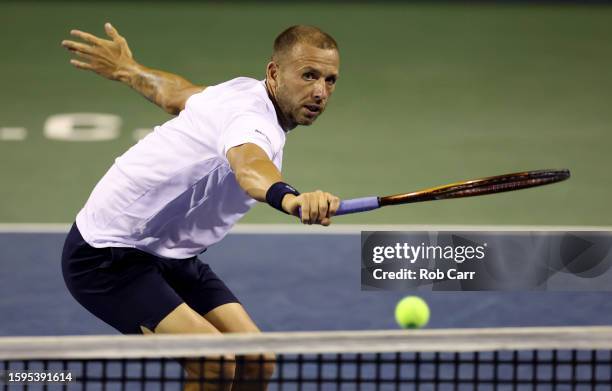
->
xmin=219 ymin=113 xmax=280 ymax=160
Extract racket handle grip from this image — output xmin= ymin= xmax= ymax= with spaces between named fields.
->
xmin=297 ymin=196 xmax=380 ymax=218
xmin=335 ymin=197 xmax=380 ymax=216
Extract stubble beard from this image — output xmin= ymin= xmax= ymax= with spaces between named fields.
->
xmin=276 ymin=89 xmax=300 ymax=130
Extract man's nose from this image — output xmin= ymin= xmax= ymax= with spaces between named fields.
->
xmin=312 ymin=79 xmax=329 ymax=101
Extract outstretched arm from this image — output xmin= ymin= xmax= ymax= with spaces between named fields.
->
xmin=227 ymin=143 xmax=340 ymax=226
xmin=61 ymin=23 xmax=204 ymax=115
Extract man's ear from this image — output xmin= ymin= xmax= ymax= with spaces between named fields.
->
xmin=266 ymin=61 xmax=279 ymax=89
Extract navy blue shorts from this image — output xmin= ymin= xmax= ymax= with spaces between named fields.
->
xmin=61 ymin=223 xmax=239 ymax=334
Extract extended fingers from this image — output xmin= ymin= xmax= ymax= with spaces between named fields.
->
xmin=71 ymin=51 xmax=94 ymax=61
xmin=70 ymin=29 xmax=103 ymax=46
xmin=61 ymin=40 xmax=95 ymax=55
xmin=104 ymin=22 xmax=132 ymax=57
xmin=69 ymin=59 xmax=93 ymax=71
xmin=104 ymin=22 xmax=126 ymax=44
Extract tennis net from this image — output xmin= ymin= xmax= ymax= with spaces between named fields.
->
xmin=1 ymin=326 xmax=611 ymax=390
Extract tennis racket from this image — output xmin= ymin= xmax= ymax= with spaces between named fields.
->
xmin=333 ymin=169 xmax=570 ymax=216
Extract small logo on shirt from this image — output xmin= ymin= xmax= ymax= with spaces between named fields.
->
xmin=254 ymin=129 xmax=272 ymax=144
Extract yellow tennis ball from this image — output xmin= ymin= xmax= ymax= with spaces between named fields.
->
xmin=395 ymin=296 xmax=430 ymax=329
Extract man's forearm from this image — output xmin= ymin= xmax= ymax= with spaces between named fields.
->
xmin=235 ymin=160 xmax=282 ymax=202
xmin=125 ymin=64 xmax=205 ymax=115
xmin=233 ymin=158 xmax=299 ymax=214
xmin=227 ymin=143 xmax=284 ymax=199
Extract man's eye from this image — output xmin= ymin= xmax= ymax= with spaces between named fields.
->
xmin=303 ymin=72 xmax=315 ymax=80
xmin=326 ymin=78 xmax=336 ymax=85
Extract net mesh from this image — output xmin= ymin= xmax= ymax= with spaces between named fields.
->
xmin=1 ymin=326 xmax=611 ymax=390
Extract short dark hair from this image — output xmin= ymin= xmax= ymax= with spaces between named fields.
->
xmin=272 ymin=25 xmax=338 ymax=62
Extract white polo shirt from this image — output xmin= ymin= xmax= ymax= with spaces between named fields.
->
xmin=76 ymin=77 xmax=286 ymax=259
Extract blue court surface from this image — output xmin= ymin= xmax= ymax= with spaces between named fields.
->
xmin=1 ymin=229 xmax=611 ymax=336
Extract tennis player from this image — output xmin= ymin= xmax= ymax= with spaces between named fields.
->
xmin=61 ymin=23 xmax=340 ymax=390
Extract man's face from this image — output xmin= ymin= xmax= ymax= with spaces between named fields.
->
xmin=267 ymin=43 xmax=340 ymax=129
